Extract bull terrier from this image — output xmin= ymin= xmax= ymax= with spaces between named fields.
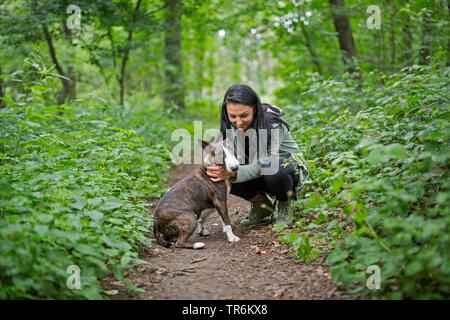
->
xmin=153 ymin=138 xmax=240 ymax=249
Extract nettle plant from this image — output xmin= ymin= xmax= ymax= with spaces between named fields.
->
xmin=0 ymin=56 xmax=173 ymax=299
xmin=280 ymin=65 xmax=449 ymax=299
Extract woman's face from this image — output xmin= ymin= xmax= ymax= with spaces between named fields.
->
xmin=226 ymin=103 xmax=255 ymax=131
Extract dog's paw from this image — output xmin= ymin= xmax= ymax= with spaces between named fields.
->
xmin=199 ymin=228 xmax=210 ymax=236
xmin=193 ymin=242 xmax=205 ymax=250
xmin=228 ymin=235 xmax=240 ymax=243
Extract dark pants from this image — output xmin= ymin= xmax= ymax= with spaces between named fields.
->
xmin=230 ymin=154 xmax=301 ymax=202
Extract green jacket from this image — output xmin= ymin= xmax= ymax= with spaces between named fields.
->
xmin=229 ymin=109 xmax=308 ymax=186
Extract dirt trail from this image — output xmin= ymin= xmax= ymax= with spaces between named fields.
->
xmin=102 ymin=162 xmax=354 ymax=300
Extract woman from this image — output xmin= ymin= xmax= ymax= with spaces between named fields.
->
xmin=206 ymin=84 xmax=309 ymax=227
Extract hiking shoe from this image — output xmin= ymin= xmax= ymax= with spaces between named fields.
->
xmin=274 ymin=201 xmax=294 ymax=226
xmin=240 ymin=193 xmax=274 ymax=227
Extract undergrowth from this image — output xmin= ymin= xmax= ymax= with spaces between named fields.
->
xmin=278 ymin=65 xmax=450 ymax=299
xmin=0 ymin=57 xmax=177 ymax=299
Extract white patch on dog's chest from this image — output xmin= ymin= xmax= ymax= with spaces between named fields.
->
xmin=225 ymin=180 xmax=231 ymax=193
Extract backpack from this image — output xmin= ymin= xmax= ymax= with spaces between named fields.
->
xmin=262 ymin=103 xmax=290 ymax=131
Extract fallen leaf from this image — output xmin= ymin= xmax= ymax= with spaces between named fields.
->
xmin=273 ymin=287 xmax=285 ymax=299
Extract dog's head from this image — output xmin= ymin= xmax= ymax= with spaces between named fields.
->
xmin=199 ymin=138 xmax=239 ymax=173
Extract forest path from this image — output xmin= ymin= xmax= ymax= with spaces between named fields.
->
xmin=102 ymin=162 xmax=354 ymax=300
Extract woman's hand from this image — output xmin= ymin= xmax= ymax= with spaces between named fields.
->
xmin=206 ymin=164 xmax=237 ymax=182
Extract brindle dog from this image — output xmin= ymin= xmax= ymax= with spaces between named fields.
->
xmin=153 ymin=138 xmax=240 ymax=249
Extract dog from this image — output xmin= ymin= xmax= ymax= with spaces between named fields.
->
xmin=153 ymin=138 xmax=240 ymax=249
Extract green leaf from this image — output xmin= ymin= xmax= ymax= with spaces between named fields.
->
xmin=88 ymin=197 xmax=103 ymax=206
xmin=10 ymin=70 xmax=23 ymax=77
xmin=366 ymin=144 xmax=408 ymax=165
xmin=436 ymin=192 xmax=449 ymax=205
xmin=326 ymin=249 xmax=349 ymax=264
xmin=101 ymin=198 xmax=123 ymax=210
xmin=37 ymin=214 xmax=53 ymax=223
xmin=70 ymin=199 xmax=86 ymax=211
xmin=385 ymin=143 xmax=408 ymax=159
xmin=0 ymin=179 xmax=13 ymax=194
xmin=405 ymin=261 xmax=423 ymax=276
xmin=272 ymin=223 xmax=287 ymax=232
xmin=86 ymin=210 xmax=104 ymax=221
xmin=120 ymin=255 xmax=131 ymax=267
xmin=108 ymin=218 xmax=123 ymax=225
xmin=0 ymin=96 xmax=15 ymax=103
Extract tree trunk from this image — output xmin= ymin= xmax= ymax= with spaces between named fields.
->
xmin=388 ymin=0 xmax=397 ymax=67
xmin=0 ymin=63 xmax=5 ymax=108
xmin=193 ymin=31 xmax=206 ymax=101
xmin=62 ymin=21 xmax=76 ymax=103
xmin=329 ymin=0 xmax=361 ymax=80
xmin=119 ymin=0 xmax=142 ymax=107
xmin=107 ymin=26 xmax=118 ymax=71
xmin=205 ymin=43 xmax=215 ymax=100
xmin=419 ymin=8 xmax=433 ymax=65
xmin=447 ymin=0 xmax=450 ymax=66
xmin=164 ymin=0 xmax=185 ymax=110
xmin=42 ymin=23 xmax=75 ymax=106
xmin=299 ymin=22 xmax=322 ymax=75
xmin=377 ymin=8 xmax=385 ymax=84
xmin=401 ymin=0 xmax=413 ymax=66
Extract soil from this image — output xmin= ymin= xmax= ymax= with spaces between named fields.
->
xmin=101 ymin=162 xmax=355 ymax=300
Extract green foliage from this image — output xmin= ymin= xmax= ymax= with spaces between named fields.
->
xmin=1 ymin=0 xmax=448 ymax=301
xmin=283 ymin=65 xmax=450 ymax=299
xmin=280 ymin=228 xmax=320 ymax=263
xmin=0 ymin=57 xmax=175 ymax=299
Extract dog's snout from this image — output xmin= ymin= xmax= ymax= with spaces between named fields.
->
xmin=231 ymin=165 xmax=239 ymax=172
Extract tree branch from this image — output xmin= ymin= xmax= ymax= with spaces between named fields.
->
xmin=42 ymin=23 xmax=66 ymax=77
xmin=143 ymin=2 xmax=169 ymax=17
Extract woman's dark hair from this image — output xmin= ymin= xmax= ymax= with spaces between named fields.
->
xmin=219 ymin=84 xmax=289 ymax=145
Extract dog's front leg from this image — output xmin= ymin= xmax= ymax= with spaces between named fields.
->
xmin=215 ymin=201 xmax=240 ymax=243
xmin=222 ymin=223 xmax=240 ymax=242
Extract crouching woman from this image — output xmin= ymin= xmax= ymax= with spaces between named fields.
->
xmin=206 ymin=84 xmax=309 ymax=226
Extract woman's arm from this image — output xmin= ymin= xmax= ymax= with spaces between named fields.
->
xmin=231 ymin=123 xmax=287 ymax=183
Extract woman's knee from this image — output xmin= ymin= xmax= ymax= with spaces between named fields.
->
xmin=230 ymin=188 xmax=257 ymax=201
xmin=263 ymin=170 xmax=293 ymax=201
xmin=263 ymin=167 xmax=292 ymax=185
xmin=230 ymin=178 xmax=265 ymax=200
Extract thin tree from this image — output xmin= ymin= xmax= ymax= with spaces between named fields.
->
xmin=419 ymin=7 xmax=433 ymax=65
xmin=387 ymin=0 xmax=397 ymax=67
xmin=0 ymin=63 xmax=5 ymax=108
xmin=400 ymin=0 xmax=413 ymax=67
xmin=164 ymin=0 xmax=185 ymax=110
xmin=299 ymin=22 xmax=322 ymax=75
xmin=447 ymin=0 xmax=450 ymax=66
xmin=328 ymin=0 xmax=361 ymax=80
xmin=119 ymin=0 xmax=142 ymax=107
xmin=42 ymin=23 xmax=76 ymax=106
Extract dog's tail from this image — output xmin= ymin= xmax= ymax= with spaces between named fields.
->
xmin=153 ymin=222 xmax=171 ymax=248
xmin=153 ymin=221 xmax=205 ymax=250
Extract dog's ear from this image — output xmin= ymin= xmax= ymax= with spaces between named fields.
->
xmin=199 ymin=139 xmax=210 ymax=150
xmin=223 ymin=138 xmax=237 ymax=157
